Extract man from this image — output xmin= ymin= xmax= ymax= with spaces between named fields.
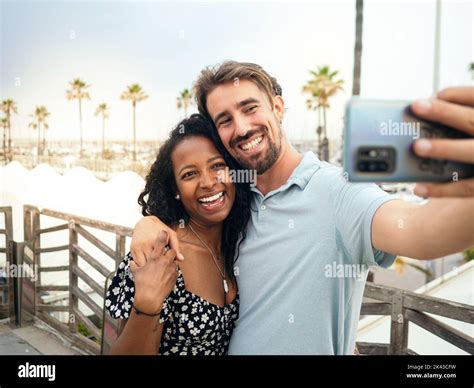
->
xmin=130 ymin=61 xmax=474 ymax=354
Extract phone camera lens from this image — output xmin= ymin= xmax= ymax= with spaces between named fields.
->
xmin=358 ymin=162 xmax=367 ymax=172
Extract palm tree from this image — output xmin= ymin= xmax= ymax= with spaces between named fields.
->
xmin=120 ymin=84 xmax=149 ymax=161
xmin=176 ymin=88 xmax=193 ymax=117
xmin=28 ymin=106 xmax=50 ymax=163
xmin=66 ymin=78 xmax=91 ymax=159
xmin=95 ymin=103 xmax=110 ymax=157
xmin=393 ymin=256 xmax=433 ymax=283
xmin=0 ymin=117 xmax=8 ymax=163
xmin=302 ymin=66 xmax=344 ymax=161
xmin=304 ymin=92 xmax=324 ymax=158
xmin=1 ymin=99 xmax=18 ymax=162
xmin=352 ymin=0 xmax=364 ymax=96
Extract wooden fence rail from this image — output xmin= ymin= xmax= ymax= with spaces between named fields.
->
xmin=0 ymin=207 xmax=13 ymax=318
xmin=21 ymin=204 xmax=132 ymax=354
xmin=357 ymin=282 xmax=474 ymax=355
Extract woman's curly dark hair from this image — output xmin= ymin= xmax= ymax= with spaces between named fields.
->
xmin=138 ymin=114 xmax=251 ymax=278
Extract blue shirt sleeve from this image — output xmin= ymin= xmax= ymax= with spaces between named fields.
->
xmin=333 ymin=177 xmax=397 ymax=268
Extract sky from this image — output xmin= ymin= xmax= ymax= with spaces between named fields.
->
xmin=1 ymin=0 xmax=472 ymax=142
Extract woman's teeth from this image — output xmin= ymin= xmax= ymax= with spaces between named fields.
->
xmin=240 ymin=136 xmax=263 ymax=151
xmin=198 ymin=191 xmax=224 ymax=203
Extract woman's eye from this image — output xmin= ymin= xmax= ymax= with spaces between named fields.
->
xmin=182 ymin=171 xmax=195 ymax=179
xmin=212 ymin=162 xmax=226 ymax=169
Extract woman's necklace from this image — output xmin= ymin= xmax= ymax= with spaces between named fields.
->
xmin=188 ymin=223 xmax=229 ymax=294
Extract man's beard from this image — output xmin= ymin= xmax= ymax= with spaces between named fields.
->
xmin=232 ymin=123 xmax=283 ymax=175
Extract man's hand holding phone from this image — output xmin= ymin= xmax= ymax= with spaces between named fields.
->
xmin=412 ymin=87 xmax=474 ymax=198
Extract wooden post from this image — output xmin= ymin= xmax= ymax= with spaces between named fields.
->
xmin=69 ymin=220 xmax=78 ymax=334
xmin=4 ymin=207 xmax=13 ymax=257
xmin=31 ymin=208 xmax=41 ymax=308
xmin=389 ymin=293 xmax=409 ymax=355
xmin=23 ymin=206 xmax=31 ymax=242
xmin=115 ymin=234 xmax=125 ymax=268
xmin=0 ymin=207 xmax=13 ymax=319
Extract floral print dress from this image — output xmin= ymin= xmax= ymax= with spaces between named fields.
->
xmin=105 ymin=252 xmax=239 ymax=355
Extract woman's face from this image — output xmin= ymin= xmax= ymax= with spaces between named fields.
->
xmin=172 ymin=136 xmax=236 ymax=226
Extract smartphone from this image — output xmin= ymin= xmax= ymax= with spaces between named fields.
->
xmin=343 ymin=98 xmax=474 ymax=182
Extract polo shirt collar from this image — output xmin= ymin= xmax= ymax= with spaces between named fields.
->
xmin=250 ymin=151 xmax=322 ymax=197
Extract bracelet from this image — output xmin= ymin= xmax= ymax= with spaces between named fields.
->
xmin=133 ymin=305 xmax=161 ymax=317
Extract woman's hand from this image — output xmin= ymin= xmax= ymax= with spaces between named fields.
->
xmin=412 ymin=86 xmax=474 ymax=197
xmin=131 ymin=216 xmax=184 ymax=267
xmin=129 ymin=230 xmax=179 ymax=315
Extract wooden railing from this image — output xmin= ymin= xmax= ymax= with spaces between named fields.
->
xmin=21 ymin=205 xmax=133 ymax=354
xmin=0 ymin=207 xmax=13 ymax=318
xmin=1 ymin=205 xmax=472 ymax=355
xmin=357 ymin=282 xmax=474 ymax=355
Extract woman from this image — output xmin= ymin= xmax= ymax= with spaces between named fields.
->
xmin=106 ymin=114 xmax=251 ymax=355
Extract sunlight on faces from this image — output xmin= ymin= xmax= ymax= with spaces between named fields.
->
xmin=207 ymin=80 xmax=285 ymax=174
xmin=171 ymin=136 xmax=236 ymax=226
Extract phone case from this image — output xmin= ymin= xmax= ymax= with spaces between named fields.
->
xmin=343 ymin=98 xmax=474 ymax=182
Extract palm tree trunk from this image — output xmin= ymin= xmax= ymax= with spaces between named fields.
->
xmin=132 ymin=101 xmax=137 ymax=161
xmin=7 ymin=118 xmax=12 ymax=162
xmin=42 ymin=127 xmax=46 ymax=156
xmin=79 ymin=99 xmax=83 ymax=158
xmin=37 ymin=121 xmax=41 ymax=164
xmin=318 ymin=105 xmax=322 ymax=129
xmin=352 ymin=0 xmax=363 ymax=96
xmin=322 ymin=106 xmax=329 ymax=161
xmin=102 ymin=116 xmax=105 ymax=158
xmin=2 ymin=127 xmax=7 ymax=163
xmin=323 ymin=106 xmax=327 ymax=139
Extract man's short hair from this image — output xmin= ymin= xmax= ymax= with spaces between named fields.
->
xmin=193 ymin=61 xmax=282 ymax=122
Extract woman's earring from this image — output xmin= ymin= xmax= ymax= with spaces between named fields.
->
xmin=175 ymin=194 xmax=180 ymax=200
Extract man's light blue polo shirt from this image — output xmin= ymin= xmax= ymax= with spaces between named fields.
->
xmin=228 ymin=151 xmax=396 ymax=355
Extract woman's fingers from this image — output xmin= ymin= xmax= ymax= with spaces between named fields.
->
xmin=164 ymin=248 xmax=177 ymax=263
xmin=131 ymin=246 xmax=150 ymax=267
xmin=415 ymin=179 xmax=474 ymax=198
xmin=130 ymin=216 xmax=163 ymax=266
xmin=411 ymin=97 xmax=474 ymax=136
xmin=413 ymin=139 xmax=474 ymax=164
xmin=168 ymin=230 xmax=184 ymax=261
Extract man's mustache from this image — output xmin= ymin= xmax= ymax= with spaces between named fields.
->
xmin=230 ymin=126 xmax=267 ymax=148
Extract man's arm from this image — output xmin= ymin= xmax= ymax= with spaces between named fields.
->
xmin=372 ymin=198 xmax=474 ymax=260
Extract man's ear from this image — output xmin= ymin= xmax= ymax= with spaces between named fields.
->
xmin=272 ymin=95 xmax=285 ymax=122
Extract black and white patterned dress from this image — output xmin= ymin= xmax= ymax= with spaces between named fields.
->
xmin=105 ymin=252 xmax=239 ymax=355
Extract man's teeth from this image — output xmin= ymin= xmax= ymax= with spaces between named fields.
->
xmin=198 ymin=192 xmax=224 ymax=203
xmin=240 ymin=136 xmax=263 ymax=151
